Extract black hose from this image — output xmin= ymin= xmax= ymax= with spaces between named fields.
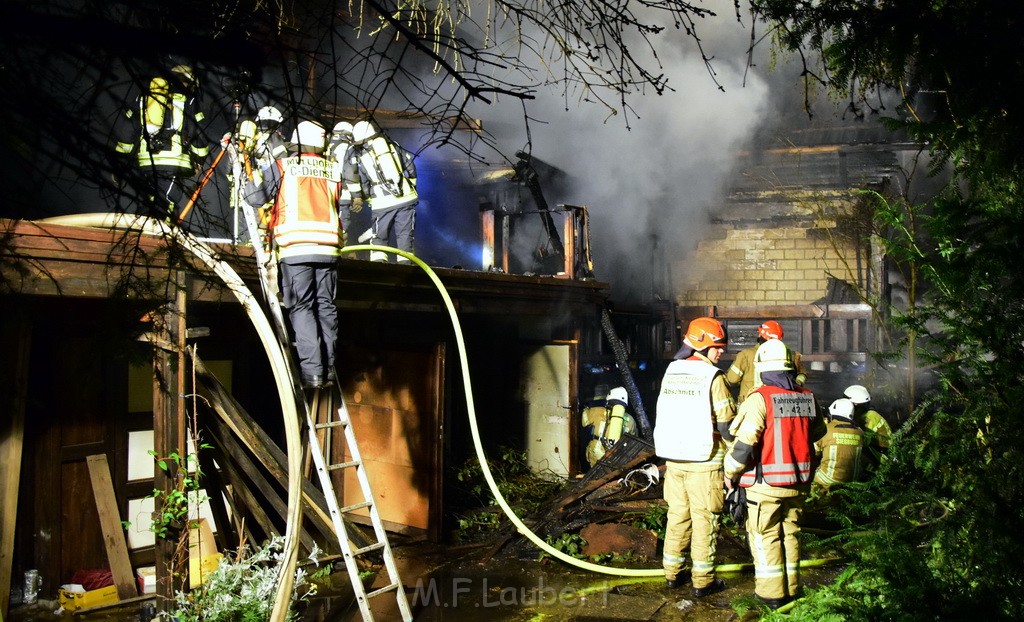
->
xmin=599 ymin=307 xmax=652 ymax=441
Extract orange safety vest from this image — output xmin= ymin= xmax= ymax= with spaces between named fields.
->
xmin=739 ymin=385 xmax=816 ymax=488
xmin=268 ymin=154 xmax=344 ymax=259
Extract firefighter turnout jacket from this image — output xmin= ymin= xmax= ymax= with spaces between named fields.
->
xmin=812 ymin=417 xmax=864 ymax=490
xmin=246 ymin=153 xmax=345 ymax=260
xmin=727 ymin=346 xmax=808 ymax=402
xmin=725 ymin=385 xmax=816 ymax=491
xmin=115 ymin=77 xmax=209 ymax=171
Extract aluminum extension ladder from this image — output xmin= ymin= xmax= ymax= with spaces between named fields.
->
xmin=307 ymin=386 xmax=414 ymax=621
xmin=233 ymin=156 xmax=412 ymax=621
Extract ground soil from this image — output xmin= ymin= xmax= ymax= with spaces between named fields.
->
xmin=7 ymin=521 xmax=844 ymax=622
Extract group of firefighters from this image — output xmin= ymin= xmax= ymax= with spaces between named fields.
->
xmin=653 ymin=317 xmax=891 ymax=610
xmin=114 ymin=64 xmax=420 ymax=389
xmin=119 ymin=64 xmax=897 ymax=609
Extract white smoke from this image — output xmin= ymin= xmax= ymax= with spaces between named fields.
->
xmin=461 ymin=0 xmax=775 ymax=301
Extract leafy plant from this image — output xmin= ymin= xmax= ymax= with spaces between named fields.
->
xmin=148 ymin=447 xmax=211 ymax=539
xmin=630 ymin=503 xmax=667 ymax=540
xmin=452 ymin=446 xmax=568 ymax=541
xmin=169 ymin=536 xmax=311 ymax=622
xmin=542 ymin=533 xmax=588 ymax=559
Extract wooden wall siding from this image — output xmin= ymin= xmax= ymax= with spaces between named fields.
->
xmin=336 ymin=343 xmax=445 ymax=540
xmin=1 ymin=217 xmax=613 ymax=587
xmin=679 ymin=303 xmax=875 ymax=363
xmin=0 ymin=311 xmax=30 ymax=620
xmin=16 ymin=315 xmax=128 ymax=593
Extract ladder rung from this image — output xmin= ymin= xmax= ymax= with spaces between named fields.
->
xmin=340 ymin=500 xmax=373 ymax=513
xmin=326 ymin=460 xmax=361 ymax=471
xmin=315 ymin=420 xmax=348 ymax=430
xmin=353 ymin=542 xmax=386 ymax=556
xmin=366 ymin=582 xmax=401 ymax=600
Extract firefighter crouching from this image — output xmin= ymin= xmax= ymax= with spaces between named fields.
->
xmin=812 ymin=397 xmax=865 ymax=494
xmin=724 ymin=339 xmax=818 ymax=610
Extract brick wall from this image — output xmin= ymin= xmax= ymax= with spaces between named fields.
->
xmin=675 ymin=221 xmax=860 ymax=307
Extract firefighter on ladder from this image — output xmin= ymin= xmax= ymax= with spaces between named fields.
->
xmin=114 ymin=64 xmax=211 ymax=221
xmin=244 ymin=120 xmax=350 ymax=390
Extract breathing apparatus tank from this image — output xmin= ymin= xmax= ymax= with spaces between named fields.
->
xmin=582 ymin=386 xmax=635 ymax=467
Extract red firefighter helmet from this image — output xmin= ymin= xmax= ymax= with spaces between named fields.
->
xmin=758 ymin=320 xmax=784 ymax=341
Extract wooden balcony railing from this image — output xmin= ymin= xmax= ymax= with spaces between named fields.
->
xmin=677 ymin=304 xmax=876 ymax=373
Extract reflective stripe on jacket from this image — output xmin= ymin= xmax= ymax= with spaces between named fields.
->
xmin=739 ymin=386 xmax=815 ymax=488
xmin=115 ymin=85 xmax=208 ymax=170
xmin=813 ymin=418 xmax=864 ymax=488
xmin=268 ymin=155 xmax=344 ymax=260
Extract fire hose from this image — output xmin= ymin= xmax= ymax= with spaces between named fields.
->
xmin=37 ymin=213 xmax=304 ymax=621
xmin=341 ymin=245 xmax=842 ymax=581
xmin=30 ymin=218 xmax=842 ymax=602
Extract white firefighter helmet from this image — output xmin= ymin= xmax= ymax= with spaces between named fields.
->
xmin=256 ymin=106 xmax=284 ymax=126
xmin=332 ymin=121 xmax=355 ymax=139
xmin=844 ymin=384 xmax=872 ymax=404
xmin=753 ymin=339 xmax=795 ymax=374
xmin=351 ymin=120 xmax=378 ymax=144
xmin=170 ymin=64 xmax=197 ymax=90
xmin=829 ymin=398 xmax=855 ymax=420
xmin=290 ymin=120 xmax=326 ymax=152
xmin=606 ymin=386 xmax=628 ymax=407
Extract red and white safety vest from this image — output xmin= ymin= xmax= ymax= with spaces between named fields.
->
xmin=268 ymin=154 xmax=343 ymax=260
xmin=739 ymin=385 xmax=816 ymax=487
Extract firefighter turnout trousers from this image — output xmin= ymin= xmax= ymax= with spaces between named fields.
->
xmin=662 ymin=462 xmax=724 ymax=589
xmin=744 ymin=485 xmax=808 ymax=600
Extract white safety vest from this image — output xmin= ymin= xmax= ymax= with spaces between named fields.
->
xmin=654 ymin=359 xmax=721 ymax=461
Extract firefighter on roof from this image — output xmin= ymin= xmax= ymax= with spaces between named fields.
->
xmin=350 ymin=120 xmax=419 ymax=263
xmin=114 ymin=64 xmax=210 ymax=220
xmin=327 ymin=121 xmax=365 ymax=248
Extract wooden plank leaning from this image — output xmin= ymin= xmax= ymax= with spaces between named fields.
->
xmin=86 ymin=455 xmax=139 ymax=601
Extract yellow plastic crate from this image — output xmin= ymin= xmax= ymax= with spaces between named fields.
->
xmin=58 ymin=584 xmax=119 ymax=612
